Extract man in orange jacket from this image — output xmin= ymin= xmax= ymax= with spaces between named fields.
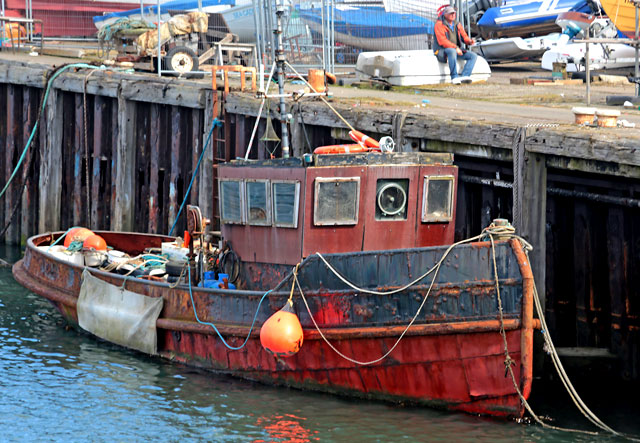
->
xmin=433 ymin=6 xmax=477 ymax=84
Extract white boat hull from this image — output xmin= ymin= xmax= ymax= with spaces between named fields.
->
xmin=472 ymin=33 xmax=569 ymax=62
xmin=542 ymin=42 xmax=638 ymax=71
xmin=356 ymin=50 xmax=491 ymax=85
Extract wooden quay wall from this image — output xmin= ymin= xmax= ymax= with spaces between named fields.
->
xmin=1 ymin=57 xmax=639 ymax=381
xmin=0 ymin=58 xmax=218 ymax=244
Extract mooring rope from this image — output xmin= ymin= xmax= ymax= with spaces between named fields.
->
xmin=285 ymin=61 xmax=356 ymax=133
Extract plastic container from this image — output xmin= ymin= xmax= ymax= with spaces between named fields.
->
xmin=571 ymin=107 xmax=596 ymax=125
xmin=38 ymin=246 xmax=84 ymax=266
xmin=161 ymin=242 xmax=190 ymax=263
xmin=202 ymin=272 xmax=236 ymax=289
xmin=595 ymin=109 xmax=621 ymax=128
xmin=84 ymin=250 xmax=107 ymax=267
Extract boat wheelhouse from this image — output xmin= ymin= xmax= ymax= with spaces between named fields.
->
xmin=217 ymin=152 xmax=458 ymax=288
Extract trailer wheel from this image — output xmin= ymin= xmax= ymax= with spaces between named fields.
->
xmin=165 ymin=46 xmax=200 ymax=77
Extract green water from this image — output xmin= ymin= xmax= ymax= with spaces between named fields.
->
xmin=0 ymin=245 xmax=637 ymax=442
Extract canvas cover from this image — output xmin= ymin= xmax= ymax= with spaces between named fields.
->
xmin=137 ymin=12 xmax=208 ymax=52
xmin=77 ymin=270 xmax=163 ymax=355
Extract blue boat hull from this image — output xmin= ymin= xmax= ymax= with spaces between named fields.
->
xmin=477 ymin=0 xmax=592 ymax=39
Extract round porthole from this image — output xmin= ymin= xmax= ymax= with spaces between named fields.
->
xmin=377 ymin=183 xmax=407 ymax=216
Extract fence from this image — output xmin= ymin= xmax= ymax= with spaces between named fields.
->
xmin=0 ymin=0 xmax=497 ymax=73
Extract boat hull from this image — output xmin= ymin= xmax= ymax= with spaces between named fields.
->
xmin=356 ymin=50 xmax=491 ymax=85
xmin=13 ymin=231 xmax=536 ymax=418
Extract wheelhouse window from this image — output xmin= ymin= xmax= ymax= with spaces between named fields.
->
xmin=220 ymin=179 xmax=245 ymax=224
xmin=246 ymin=180 xmax=271 ymax=226
xmin=272 ymin=181 xmax=300 ymax=228
xmin=422 ymin=176 xmax=454 ymax=223
xmin=314 ymin=177 xmax=360 ymax=226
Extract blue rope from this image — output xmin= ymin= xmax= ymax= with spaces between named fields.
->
xmin=47 ymin=226 xmax=82 ymax=252
xmin=187 ymin=263 xmax=271 ymax=350
xmin=168 ymin=118 xmax=222 ymax=236
xmin=0 ymin=63 xmax=104 ymax=202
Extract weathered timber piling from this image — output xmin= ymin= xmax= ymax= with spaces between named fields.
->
xmin=1 ymin=56 xmax=639 ymax=382
xmin=0 ymin=58 xmax=218 ymax=243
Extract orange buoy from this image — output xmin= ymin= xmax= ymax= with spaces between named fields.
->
xmin=325 ymin=71 xmax=337 ymax=84
xmin=82 ymin=234 xmax=107 ymax=251
xmin=349 ymin=130 xmax=380 ymax=150
xmin=313 ymin=144 xmax=367 ymax=155
xmin=64 ymin=227 xmax=94 ymax=248
xmin=260 ymin=300 xmax=304 ymax=357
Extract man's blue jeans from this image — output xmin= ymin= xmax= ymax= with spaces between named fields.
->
xmin=436 ymin=48 xmax=477 ymax=79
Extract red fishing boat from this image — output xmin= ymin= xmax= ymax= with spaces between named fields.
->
xmin=13 ymin=150 xmax=537 ymax=418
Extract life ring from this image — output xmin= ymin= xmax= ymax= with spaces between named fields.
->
xmin=349 ymin=130 xmax=380 ymax=150
xmin=313 ymin=144 xmax=367 ymax=154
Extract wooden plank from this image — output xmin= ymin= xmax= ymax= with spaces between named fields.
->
xmin=521 ymin=151 xmax=547 ymax=311
xmin=112 ymin=90 xmax=136 ymax=232
xmin=109 ymin=96 xmax=119 ymax=230
xmin=21 ymin=87 xmax=36 ymax=244
xmin=73 ymin=94 xmax=85 ymax=225
xmin=573 ymin=194 xmax=591 ymax=347
xmin=148 ymin=104 xmax=160 ymax=234
xmin=38 ymin=87 xmax=63 ymax=233
xmin=607 ymin=206 xmax=627 ymax=365
xmin=91 ymin=95 xmax=105 ymax=230
xmin=0 ymin=61 xmax=207 ymax=109
xmin=190 ymin=108 xmax=202 ymax=205
xmin=199 ymin=90 xmax=215 ymax=229
xmin=4 ymin=85 xmax=17 ymax=244
xmin=168 ymin=106 xmax=182 ymax=233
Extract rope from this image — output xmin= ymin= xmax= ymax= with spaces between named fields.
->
xmin=315 ymin=232 xmax=483 ymax=296
xmin=511 ymin=126 xmax=525 ymax=232
xmin=285 ymin=61 xmax=356 ymax=132
xmin=97 ymin=18 xmax=152 ymax=43
xmin=186 ymin=259 xmax=272 ymax=350
xmin=300 ymin=227 xmax=637 ymax=439
xmin=297 ymin=233 xmax=493 ymax=366
xmin=167 ymin=117 xmax=221 ymax=236
xmin=244 ymin=61 xmax=277 ymax=160
xmin=0 ymin=63 xmax=107 ymax=204
xmin=486 ymin=231 xmax=637 ymax=440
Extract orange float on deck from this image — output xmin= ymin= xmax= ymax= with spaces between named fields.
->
xmin=313 ymin=144 xmax=367 ymax=155
xmin=64 ymin=227 xmax=94 ymax=248
xmin=260 ymin=300 xmax=304 ymax=357
xmin=82 ymin=234 xmax=107 ymax=251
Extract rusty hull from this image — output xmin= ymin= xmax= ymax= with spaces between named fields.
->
xmin=13 ymin=231 xmax=535 ymax=418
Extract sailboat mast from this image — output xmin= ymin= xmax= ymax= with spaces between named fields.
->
xmin=274 ymin=0 xmax=290 ymax=158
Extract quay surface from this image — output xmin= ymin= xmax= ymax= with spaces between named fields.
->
xmin=0 ymin=52 xmax=639 ymax=383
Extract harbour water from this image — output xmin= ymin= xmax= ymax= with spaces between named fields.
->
xmin=0 ymin=245 xmax=638 ymax=443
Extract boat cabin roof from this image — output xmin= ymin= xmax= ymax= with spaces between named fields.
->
xmin=217 ymin=152 xmax=458 ymax=267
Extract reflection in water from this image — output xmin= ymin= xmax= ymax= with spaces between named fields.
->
xmin=1 ymin=247 xmax=639 ymax=442
xmin=254 ymin=414 xmax=319 ymax=443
